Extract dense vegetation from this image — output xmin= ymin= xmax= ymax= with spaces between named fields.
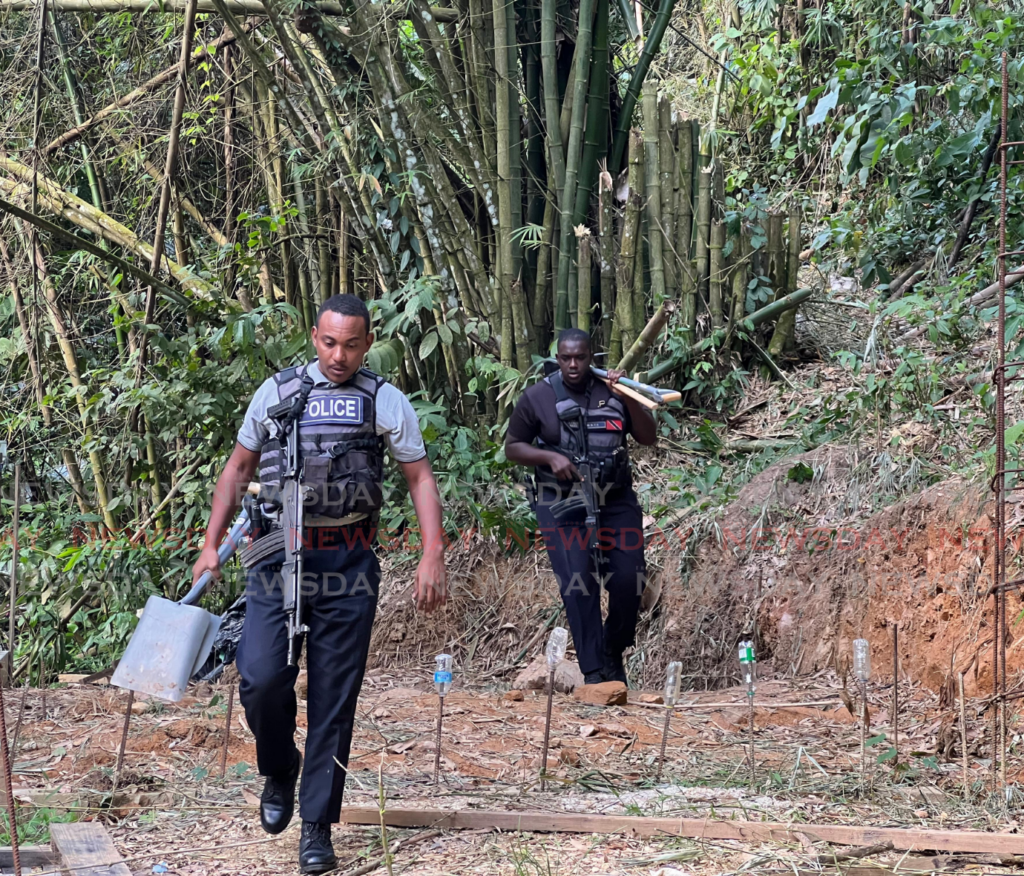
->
xmin=0 ymin=0 xmax=1022 ymax=678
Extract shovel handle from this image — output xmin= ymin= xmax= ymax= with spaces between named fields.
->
xmin=180 ymin=509 xmax=252 ymax=606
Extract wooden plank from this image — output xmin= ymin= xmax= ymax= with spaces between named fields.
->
xmin=0 ymin=847 xmax=53 ymax=868
xmin=51 ymin=823 xmax=131 ymax=876
xmin=338 ymin=808 xmax=1024 ymax=855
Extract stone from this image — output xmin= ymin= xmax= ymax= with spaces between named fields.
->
xmin=502 ymin=689 xmax=525 ymax=703
xmin=513 ymin=655 xmax=584 ymax=693
xmin=638 ymin=693 xmax=664 ymax=704
xmin=573 ymin=681 xmax=628 ymax=706
xmin=559 ymin=748 xmax=581 ymax=766
xmin=295 ymin=669 xmax=308 ymax=700
xmin=579 ymin=724 xmax=598 ymax=737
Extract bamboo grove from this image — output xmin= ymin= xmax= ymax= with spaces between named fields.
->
xmin=0 ymin=0 xmax=812 ymax=535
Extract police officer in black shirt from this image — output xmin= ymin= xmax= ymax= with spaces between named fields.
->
xmin=505 ymin=328 xmax=657 ymax=686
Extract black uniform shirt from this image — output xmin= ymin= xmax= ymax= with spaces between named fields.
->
xmin=507 ymin=374 xmax=638 ymax=448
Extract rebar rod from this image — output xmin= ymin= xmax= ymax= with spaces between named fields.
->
xmin=540 ymin=668 xmax=555 ymax=790
xmin=0 ymin=684 xmax=20 ymax=876
xmin=114 ymin=689 xmax=134 ymax=792
xmin=433 ymin=696 xmax=444 ymax=787
xmin=891 ymin=624 xmax=899 ymax=767
xmin=656 ymin=708 xmax=671 ymax=781
xmin=219 ymin=684 xmax=235 ymax=779
xmin=959 ymin=672 xmax=969 ymax=797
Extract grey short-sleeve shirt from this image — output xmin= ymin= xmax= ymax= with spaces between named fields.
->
xmin=237 ymin=360 xmax=427 ymax=464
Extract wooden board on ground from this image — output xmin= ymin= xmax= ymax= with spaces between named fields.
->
xmin=338 ymin=807 xmax=1024 ymax=855
xmin=51 ymin=823 xmax=131 ymax=876
xmin=0 ymin=846 xmax=54 ymax=874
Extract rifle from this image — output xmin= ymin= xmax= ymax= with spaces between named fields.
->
xmin=549 ymin=456 xmax=601 ymax=560
xmin=281 ymin=400 xmax=312 ymax=667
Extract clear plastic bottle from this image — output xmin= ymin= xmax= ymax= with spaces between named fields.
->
xmin=434 ymin=653 xmax=453 ymax=697
xmin=664 ymin=661 xmax=683 ymax=706
xmin=853 ymin=639 xmax=871 ymax=682
xmin=739 ymin=640 xmax=756 ymax=687
xmin=546 ymin=627 xmax=568 ymax=667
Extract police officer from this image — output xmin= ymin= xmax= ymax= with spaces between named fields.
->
xmin=191 ymin=294 xmax=446 ymax=873
xmin=505 ymin=329 xmax=656 ymax=686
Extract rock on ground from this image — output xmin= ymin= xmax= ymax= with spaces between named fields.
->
xmin=574 ymin=681 xmax=628 ymax=706
xmin=513 ymin=655 xmax=584 ymax=693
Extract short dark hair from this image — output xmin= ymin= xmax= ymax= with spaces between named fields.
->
xmin=557 ymin=328 xmax=591 ymax=351
xmin=316 ymin=294 xmax=371 ymax=334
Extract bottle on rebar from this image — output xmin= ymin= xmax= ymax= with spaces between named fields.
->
xmin=739 ymin=640 xmax=756 ymax=688
xmin=546 ymin=627 xmax=568 ymax=667
xmin=434 ymin=653 xmax=453 ymax=697
xmin=664 ymin=661 xmax=682 ymax=706
xmin=853 ymin=639 xmax=871 ymax=682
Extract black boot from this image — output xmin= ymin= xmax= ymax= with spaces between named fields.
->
xmin=259 ymin=749 xmax=301 ymax=835
xmin=299 ymin=821 xmax=337 ymax=874
xmin=603 ymin=648 xmax=627 ymax=685
xmin=583 ymin=670 xmax=606 ymax=685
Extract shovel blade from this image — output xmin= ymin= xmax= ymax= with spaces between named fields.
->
xmin=111 ymin=595 xmax=222 ymax=702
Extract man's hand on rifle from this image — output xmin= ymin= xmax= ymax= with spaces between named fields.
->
xmin=546 ymin=452 xmax=581 ymax=481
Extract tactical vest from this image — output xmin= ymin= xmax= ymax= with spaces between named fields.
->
xmin=535 ymin=373 xmax=631 ymax=498
xmin=258 ymin=364 xmax=386 ymax=522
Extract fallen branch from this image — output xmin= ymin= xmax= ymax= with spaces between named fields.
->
xmin=617 ymin=300 xmax=677 ymax=373
xmin=337 ymin=807 xmax=1024 ymax=853
xmin=5 ymin=0 xmax=457 ymax=17
xmin=898 ymin=267 xmax=1024 ymax=341
xmin=816 ymin=841 xmax=895 ymax=865
xmin=44 ymin=19 xmax=260 ymax=155
xmin=0 ymin=195 xmax=187 ymax=305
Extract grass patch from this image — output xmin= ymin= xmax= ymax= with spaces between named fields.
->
xmin=0 ymin=807 xmax=77 ymax=846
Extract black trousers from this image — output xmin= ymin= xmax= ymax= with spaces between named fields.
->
xmin=534 ymin=492 xmax=647 ymax=677
xmin=236 ymin=524 xmax=379 ymax=824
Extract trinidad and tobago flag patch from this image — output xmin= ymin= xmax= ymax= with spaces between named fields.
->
xmin=587 ymin=418 xmax=623 ymax=431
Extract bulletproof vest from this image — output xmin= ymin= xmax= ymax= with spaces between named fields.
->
xmin=258 ymin=364 xmax=386 ymax=521
xmin=535 ymin=373 xmax=630 ymax=493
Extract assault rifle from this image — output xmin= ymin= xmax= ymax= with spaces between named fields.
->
xmin=280 ymin=377 xmax=315 ymax=667
xmin=549 ymin=455 xmax=601 ymax=558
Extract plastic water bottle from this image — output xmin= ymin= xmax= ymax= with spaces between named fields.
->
xmin=853 ymin=639 xmax=871 ymax=682
xmin=664 ymin=661 xmax=682 ymax=706
xmin=434 ymin=654 xmax=453 ymax=697
xmin=546 ymin=627 xmax=568 ymax=667
xmin=739 ymin=640 xmax=756 ymax=687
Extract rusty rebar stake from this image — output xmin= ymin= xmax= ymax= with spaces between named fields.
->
xmin=859 ymin=680 xmax=868 ymax=788
xmin=656 ymin=707 xmax=671 ymax=781
xmin=114 ymin=689 xmax=134 ymax=792
xmin=959 ymin=672 xmax=969 ymax=797
xmin=219 ymin=684 xmax=235 ymax=780
xmin=748 ymin=689 xmax=756 ymax=789
xmin=540 ymin=667 xmax=555 ymax=791
xmin=433 ymin=695 xmax=444 ymax=787
xmin=0 ymin=685 xmax=21 ymax=876
xmin=891 ymin=624 xmax=899 ymax=767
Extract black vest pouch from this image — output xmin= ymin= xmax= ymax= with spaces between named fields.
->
xmin=302 ymin=455 xmax=331 ymax=516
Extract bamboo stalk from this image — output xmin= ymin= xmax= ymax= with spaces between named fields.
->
xmin=576 ymin=226 xmax=592 ymax=332
xmin=137 ymin=0 xmax=199 ymax=369
xmin=29 ymin=236 xmax=116 ymax=531
xmin=694 ymin=164 xmax=712 ymax=311
xmin=641 ymin=286 xmax=814 ymax=382
xmin=556 ymin=0 xmax=596 ymax=332
xmin=613 ymin=131 xmax=644 ymax=359
xmin=709 ymin=220 xmax=725 ymax=329
xmin=598 ymin=170 xmax=615 ymax=351
xmin=659 ymin=97 xmax=676 ymax=295
xmin=571 ymin=0 xmax=609 ymax=228
xmin=617 ymin=300 xmax=676 ymax=372
xmin=730 ymin=227 xmax=748 ymax=327
xmin=642 ymin=91 xmax=666 ymax=303
xmin=609 ymin=0 xmax=677 ymax=171
xmin=766 ymin=211 xmax=786 ymax=296
xmin=768 ymin=205 xmax=802 ymax=357
xmin=677 ymin=119 xmax=695 ymax=340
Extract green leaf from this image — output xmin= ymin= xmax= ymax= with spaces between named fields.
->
xmin=807 ymin=88 xmax=839 ymax=127
xmin=865 ymin=733 xmax=887 ymax=747
xmin=419 ymin=331 xmax=439 ymax=358
xmin=876 ymin=746 xmax=898 ymax=763
xmin=437 ymin=324 xmax=453 ymax=345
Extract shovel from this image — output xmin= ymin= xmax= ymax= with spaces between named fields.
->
xmin=111 ymin=509 xmax=252 ymax=702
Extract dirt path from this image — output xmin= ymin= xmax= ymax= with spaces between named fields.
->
xmin=6 ymin=673 xmax=1013 ymax=875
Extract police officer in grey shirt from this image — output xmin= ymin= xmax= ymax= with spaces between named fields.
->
xmin=191 ymin=295 xmax=446 ymax=874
